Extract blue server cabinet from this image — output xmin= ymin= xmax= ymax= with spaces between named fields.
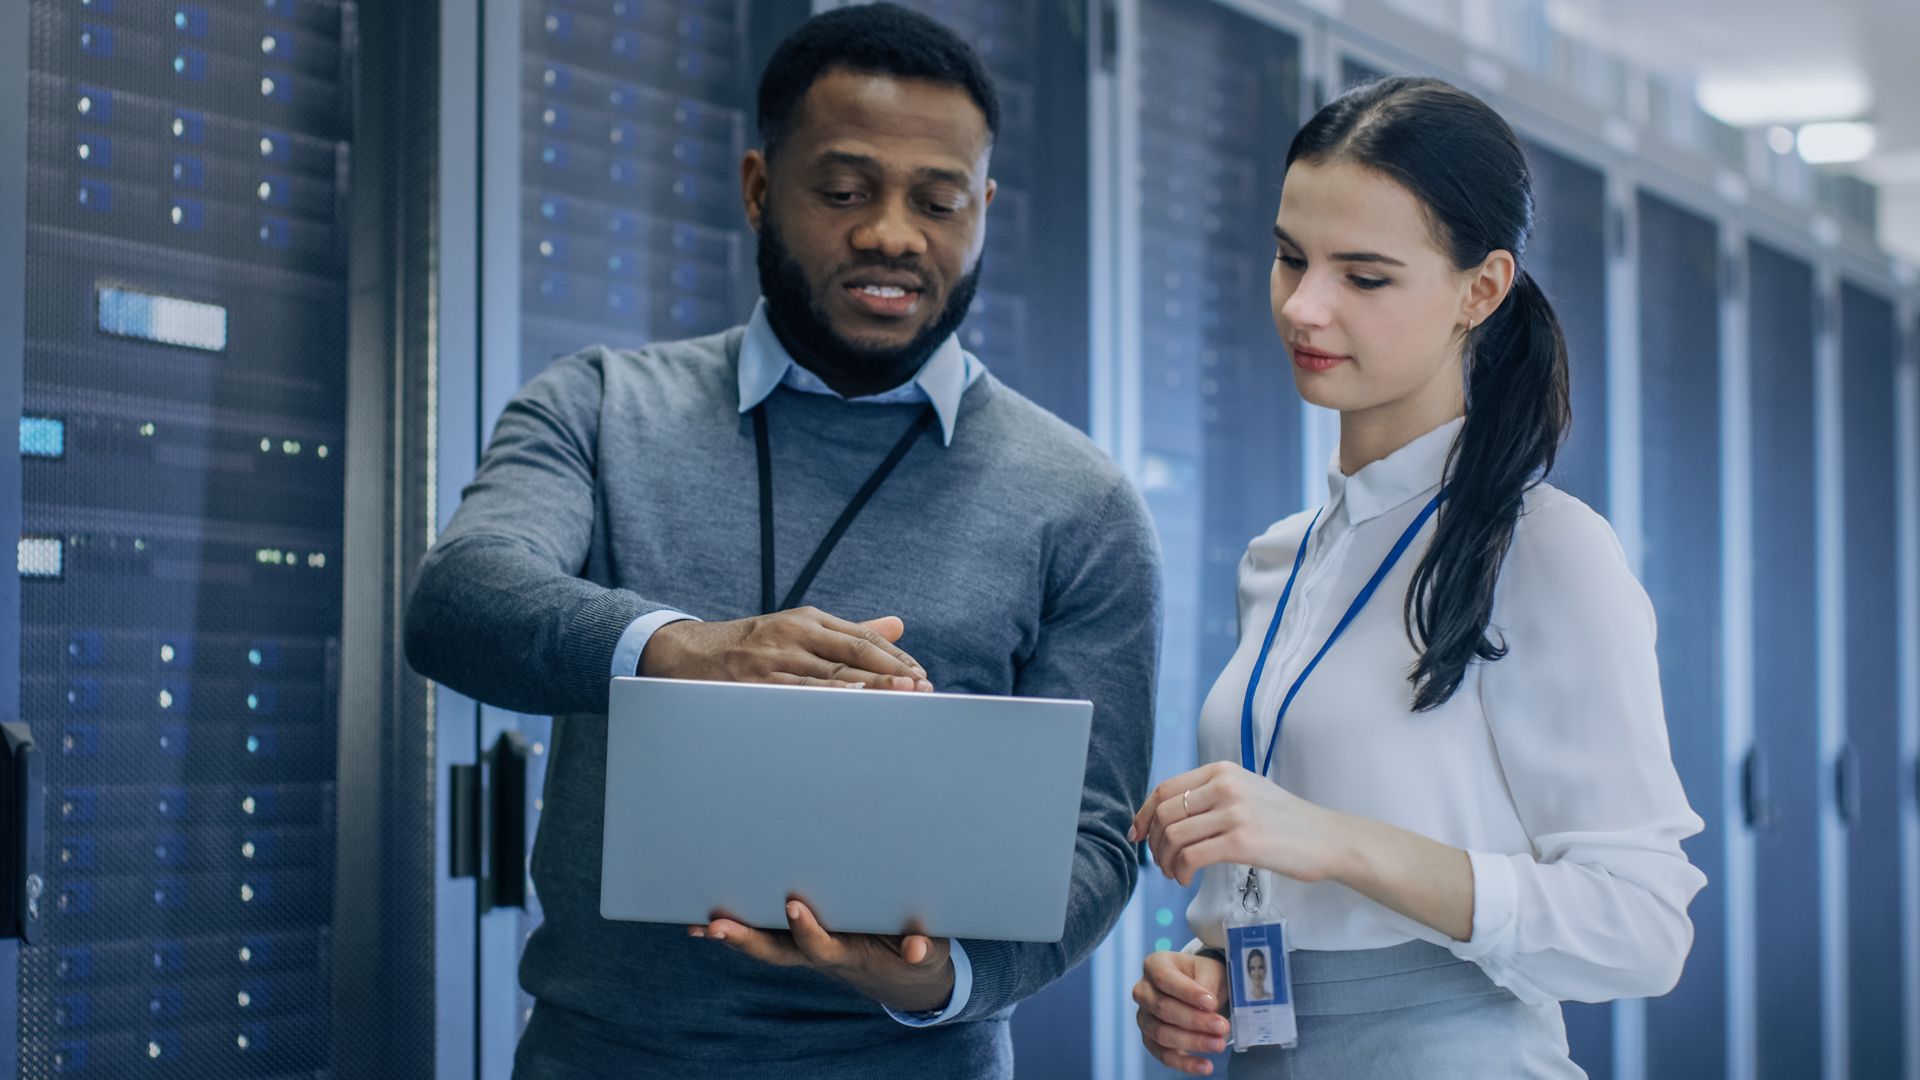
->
xmin=1635 ymin=188 xmax=1725 ymax=1080
xmin=1521 ymin=140 xmax=1608 ymax=515
xmin=15 ymin=0 xmax=357 ymax=1075
xmin=1839 ymin=280 xmax=1904 ymax=1078
xmin=1746 ymin=239 xmax=1821 ymax=1080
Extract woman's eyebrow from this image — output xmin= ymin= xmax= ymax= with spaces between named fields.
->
xmin=1272 ymin=224 xmax=1407 ymax=267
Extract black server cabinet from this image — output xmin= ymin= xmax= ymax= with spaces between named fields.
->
xmin=1132 ymin=5 xmax=1302 ymax=1058
xmin=1839 ymin=280 xmax=1904 ymax=1078
xmin=1746 ymin=239 xmax=1821 ymax=1080
xmin=518 ymin=0 xmax=772 ymax=384
xmin=17 ymin=0 xmax=355 ymax=1075
xmin=1635 ymin=188 xmax=1725 ymax=1080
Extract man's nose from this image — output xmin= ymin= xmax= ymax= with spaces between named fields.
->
xmin=851 ymin=196 xmax=928 ymax=260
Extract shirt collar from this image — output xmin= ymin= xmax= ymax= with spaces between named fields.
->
xmin=735 ymin=298 xmax=981 ymax=447
xmin=1325 ymin=416 xmax=1464 ymax=525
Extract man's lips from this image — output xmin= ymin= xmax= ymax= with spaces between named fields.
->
xmin=843 ymin=282 xmax=924 ymax=318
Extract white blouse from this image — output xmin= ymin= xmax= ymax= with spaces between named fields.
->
xmin=1183 ymin=416 xmax=1707 ymax=1005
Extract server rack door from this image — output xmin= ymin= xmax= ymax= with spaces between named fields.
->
xmin=0 ymin=0 xmax=24 ymax=1069
xmin=1635 ymin=189 xmax=1725 ymax=1079
xmin=1130 ymin=3 xmax=1303 ymax=1073
xmin=13 ymin=1 xmax=382 ymax=1076
xmin=1522 ymin=140 xmax=1608 ymax=516
xmin=1746 ymin=239 xmax=1821 ymax=1080
xmin=1839 ymin=280 xmax=1905 ymax=1077
xmin=1518 ymin=137 xmax=1613 ymax=1078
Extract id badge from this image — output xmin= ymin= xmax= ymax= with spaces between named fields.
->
xmin=1223 ymin=867 xmax=1297 ymax=1050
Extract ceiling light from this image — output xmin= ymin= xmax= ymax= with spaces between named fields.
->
xmin=1797 ymin=122 xmax=1876 ymax=165
xmin=1696 ymin=74 xmax=1870 ymax=127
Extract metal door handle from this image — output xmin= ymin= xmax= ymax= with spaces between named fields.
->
xmin=450 ymin=730 xmax=531 ymax=912
xmin=1 ymin=722 xmax=44 ymax=944
xmin=1835 ymin=743 xmax=1861 ymax=825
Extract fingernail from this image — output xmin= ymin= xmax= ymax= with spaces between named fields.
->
xmin=916 ymin=679 xmax=933 ymax=693
xmin=710 ymin=929 xmax=726 ymax=941
xmin=1202 ymin=992 xmax=1215 ymax=1005
xmin=690 ymin=928 xmax=706 ymax=938
xmin=787 ymin=901 xmax=801 ymax=919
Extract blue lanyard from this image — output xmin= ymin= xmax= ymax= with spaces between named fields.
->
xmin=1239 ymin=490 xmax=1448 ymax=778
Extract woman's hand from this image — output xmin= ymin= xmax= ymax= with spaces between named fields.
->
xmin=1129 ymin=762 xmax=1355 ymax=888
xmin=1133 ymin=949 xmax=1230 ymax=1076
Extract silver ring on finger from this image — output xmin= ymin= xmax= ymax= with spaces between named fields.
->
xmin=1182 ymin=789 xmax=1192 ymax=818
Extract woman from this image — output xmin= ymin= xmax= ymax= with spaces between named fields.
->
xmin=1128 ymin=77 xmax=1705 ymax=1078
xmin=1242 ymin=947 xmax=1274 ymax=1002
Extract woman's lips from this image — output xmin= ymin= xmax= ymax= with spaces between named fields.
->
xmin=1290 ymin=345 xmax=1350 ymax=373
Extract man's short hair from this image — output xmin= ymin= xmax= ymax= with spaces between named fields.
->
xmin=756 ymin=3 xmax=1000 ymax=158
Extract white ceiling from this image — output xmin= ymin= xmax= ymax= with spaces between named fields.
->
xmin=1545 ymin=0 xmax=1920 ymax=262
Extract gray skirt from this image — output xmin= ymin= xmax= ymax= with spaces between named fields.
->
xmin=1223 ymin=940 xmax=1587 ymax=1079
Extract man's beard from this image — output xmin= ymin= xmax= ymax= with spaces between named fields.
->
xmin=755 ymin=205 xmax=982 ymax=394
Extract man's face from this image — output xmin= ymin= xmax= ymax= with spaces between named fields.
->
xmin=742 ymin=68 xmax=995 ymax=380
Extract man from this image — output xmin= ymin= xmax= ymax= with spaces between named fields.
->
xmin=405 ymin=5 xmax=1161 ymax=1077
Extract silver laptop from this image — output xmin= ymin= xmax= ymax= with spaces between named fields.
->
xmin=600 ymin=677 xmax=1094 ymax=942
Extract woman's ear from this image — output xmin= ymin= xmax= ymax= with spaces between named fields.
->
xmin=1463 ymin=249 xmax=1517 ymax=328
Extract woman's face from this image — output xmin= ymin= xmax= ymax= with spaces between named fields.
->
xmin=1247 ymin=949 xmax=1268 ymax=983
xmin=1269 ymin=158 xmax=1489 ymax=424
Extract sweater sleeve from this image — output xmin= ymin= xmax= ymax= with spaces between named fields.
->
xmin=1448 ymin=498 xmax=1707 ymax=1003
xmin=403 ymin=349 xmax=678 ymax=715
xmin=952 ymin=477 xmax=1163 ymax=1022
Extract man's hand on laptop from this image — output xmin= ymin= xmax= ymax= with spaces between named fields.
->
xmin=640 ymin=609 xmax=934 ymax=692
xmin=689 ymin=900 xmax=956 ymax=1013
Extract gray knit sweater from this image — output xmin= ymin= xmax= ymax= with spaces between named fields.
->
xmin=404 ymin=327 xmax=1162 ymax=1079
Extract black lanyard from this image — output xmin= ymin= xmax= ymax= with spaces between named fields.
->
xmin=753 ymin=402 xmax=938 ymax=614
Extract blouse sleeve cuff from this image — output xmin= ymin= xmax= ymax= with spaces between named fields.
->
xmin=1449 ymin=848 xmax=1519 ymax=962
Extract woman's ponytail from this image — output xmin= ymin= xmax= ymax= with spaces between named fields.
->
xmin=1404 ymin=270 xmax=1570 ymax=710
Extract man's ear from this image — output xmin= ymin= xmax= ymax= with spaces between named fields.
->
xmin=741 ymin=149 xmax=769 ymax=233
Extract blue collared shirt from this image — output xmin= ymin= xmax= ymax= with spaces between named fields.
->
xmin=609 ymin=298 xmax=983 ymax=1026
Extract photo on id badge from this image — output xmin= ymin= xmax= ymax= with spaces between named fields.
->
xmin=1226 ymin=918 xmax=1298 ymax=1050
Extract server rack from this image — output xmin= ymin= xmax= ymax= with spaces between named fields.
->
xmin=1522 ymin=140 xmax=1609 ymax=514
xmin=1746 ymin=236 xmax=1822 ymax=1080
xmin=1839 ymin=279 xmax=1905 ymax=1078
xmin=1634 ymin=186 xmax=1727 ymax=1080
xmin=16 ymin=0 xmax=356 ymax=1074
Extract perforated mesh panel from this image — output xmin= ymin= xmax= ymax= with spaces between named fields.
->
xmin=19 ymin=0 xmax=354 ymax=1074
xmin=1636 ymin=188 xmax=1725 ymax=1080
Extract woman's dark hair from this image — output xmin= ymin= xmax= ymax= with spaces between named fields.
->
xmin=1285 ymin=76 xmax=1571 ymax=711
xmin=757 ymin=3 xmax=1000 ymax=159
